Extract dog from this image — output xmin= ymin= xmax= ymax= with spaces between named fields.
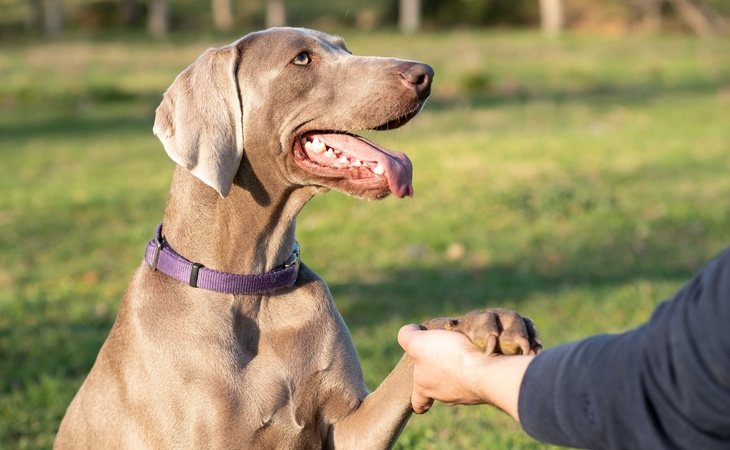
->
xmin=55 ymin=27 xmax=540 ymax=449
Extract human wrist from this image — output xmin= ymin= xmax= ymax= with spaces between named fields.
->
xmin=470 ymin=354 xmax=535 ymax=421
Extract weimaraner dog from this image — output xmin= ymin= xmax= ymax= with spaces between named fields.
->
xmin=55 ymin=27 xmax=540 ymax=449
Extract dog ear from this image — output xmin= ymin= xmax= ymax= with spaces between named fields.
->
xmin=153 ymin=45 xmax=243 ymax=197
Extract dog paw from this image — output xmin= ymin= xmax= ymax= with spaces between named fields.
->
xmin=422 ymin=308 xmax=542 ymax=356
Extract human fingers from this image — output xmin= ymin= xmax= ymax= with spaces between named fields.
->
xmin=397 ymin=323 xmax=422 ymax=353
xmin=411 ymin=389 xmax=434 ymax=414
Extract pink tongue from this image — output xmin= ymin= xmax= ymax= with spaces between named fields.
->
xmin=307 ymin=133 xmax=414 ymax=198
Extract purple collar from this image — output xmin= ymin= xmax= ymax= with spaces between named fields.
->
xmin=144 ymin=224 xmax=300 ymax=295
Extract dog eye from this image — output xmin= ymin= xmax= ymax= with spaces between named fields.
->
xmin=292 ymin=51 xmax=311 ymax=66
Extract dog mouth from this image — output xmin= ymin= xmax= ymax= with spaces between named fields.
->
xmin=372 ymin=107 xmax=422 ymax=131
xmin=292 ymin=131 xmax=414 ymax=198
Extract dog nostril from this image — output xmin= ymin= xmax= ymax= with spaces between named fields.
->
xmin=400 ymin=69 xmax=426 ymax=85
xmin=399 ymin=63 xmax=434 ymax=94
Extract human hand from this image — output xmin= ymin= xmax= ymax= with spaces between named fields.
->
xmin=398 ymin=324 xmax=488 ymax=413
xmin=398 ymin=324 xmax=535 ymax=419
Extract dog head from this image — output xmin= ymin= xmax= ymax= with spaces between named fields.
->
xmin=154 ymin=27 xmax=433 ymax=200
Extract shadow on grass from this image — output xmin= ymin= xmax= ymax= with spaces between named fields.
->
xmin=4 ymin=74 xmax=729 ymax=145
xmin=3 ymin=234 xmax=710 ymax=389
xmin=0 ymin=312 xmax=114 ymax=393
xmin=428 ymin=76 xmax=730 ymax=110
xmin=4 ymin=204 xmax=724 ymax=392
xmin=1 ymin=114 xmax=154 ymax=142
xmin=329 ymin=246 xmax=707 ymax=330
xmin=0 ymin=92 xmax=160 ymax=143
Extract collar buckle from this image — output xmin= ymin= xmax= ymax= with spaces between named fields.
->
xmin=149 ymin=235 xmax=164 ymax=271
xmin=283 ymin=241 xmax=301 ymax=274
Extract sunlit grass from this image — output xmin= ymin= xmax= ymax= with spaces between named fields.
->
xmin=1 ymin=30 xmax=729 ymax=449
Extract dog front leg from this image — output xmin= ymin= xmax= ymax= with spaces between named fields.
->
xmin=328 ymin=308 xmax=541 ymax=449
xmin=328 ymin=355 xmax=414 ymax=450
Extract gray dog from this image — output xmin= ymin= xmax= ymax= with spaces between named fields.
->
xmin=55 ymin=28 xmax=540 ymax=449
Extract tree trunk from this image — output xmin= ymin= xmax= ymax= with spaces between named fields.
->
xmin=42 ymin=0 xmax=63 ymax=37
xmin=212 ymin=0 xmax=234 ymax=31
xmin=630 ymin=0 xmax=663 ymax=33
xmin=266 ymin=0 xmax=286 ymax=28
xmin=27 ymin=0 xmax=43 ymax=32
xmin=238 ymin=0 xmax=258 ymax=27
xmin=668 ymin=0 xmax=716 ymax=37
xmin=148 ymin=0 xmax=169 ymax=37
xmin=399 ymin=0 xmax=421 ymax=34
xmin=539 ymin=0 xmax=564 ymax=36
xmin=121 ymin=0 xmax=140 ymax=27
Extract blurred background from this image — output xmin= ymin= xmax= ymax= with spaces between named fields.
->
xmin=1 ymin=1 xmax=729 ymax=449
xmin=2 ymin=0 xmax=730 ymax=37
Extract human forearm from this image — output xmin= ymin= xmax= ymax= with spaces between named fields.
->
xmin=519 ymin=246 xmax=730 ymax=449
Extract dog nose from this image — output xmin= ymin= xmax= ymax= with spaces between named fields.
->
xmin=399 ymin=62 xmax=434 ymax=99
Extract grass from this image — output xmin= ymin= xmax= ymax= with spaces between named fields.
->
xmin=1 ymin=29 xmax=729 ymax=449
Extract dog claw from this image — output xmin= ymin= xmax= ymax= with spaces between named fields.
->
xmin=422 ymin=308 xmax=541 ymax=356
xmin=483 ymin=335 xmax=498 ymax=355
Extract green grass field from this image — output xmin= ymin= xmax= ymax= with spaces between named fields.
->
xmin=1 ymin=29 xmax=729 ymax=449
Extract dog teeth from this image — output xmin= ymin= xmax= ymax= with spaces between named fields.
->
xmin=304 ymin=137 xmax=325 ymax=153
xmin=312 ymin=138 xmax=325 ymax=152
xmin=302 ymin=138 xmax=383 ymax=174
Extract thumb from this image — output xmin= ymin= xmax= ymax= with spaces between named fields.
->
xmin=397 ymin=324 xmax=422 ymax=352
xmin=412 ymin=390 xmax=434 ymax=414
xmin=399 ymin=324 xmax=435 ymax=414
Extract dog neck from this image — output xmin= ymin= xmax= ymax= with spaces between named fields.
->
xmin=161 ymin=166 xmax=317 ymax=276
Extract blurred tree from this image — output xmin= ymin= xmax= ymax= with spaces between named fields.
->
xmin=267 ymin=0 xmax=286 ymax=27
xmin=237 ymin=0 xmax=260 ymax=27
xmin=27 ymin=0 xmax=43 ymax=31
xmin=420 ymin=0 xmax=538 ymax=27
xmin=148 ymin=0 xmax=168 ymax=36
xmin=539 ymin=0 xmax=563 ymax=35
xmin=42 ymin=0 xmax=63 ymax=36
xmin=122 ymin=0 xmax=141 ymax=27
xmin=668 ymin=0 xmax=718 ymax=37
xmin=628 ymin=0 xmax=726 ymax=36
xmin=4 ymin=0 xmax=728 ymax=38
xmin=399 ymin=0 xmax=421 ymax=33
xmin=212 ymin=0 xmax=234 ymax=31
xmin=629 ymin=0 xmax=663 ymax=33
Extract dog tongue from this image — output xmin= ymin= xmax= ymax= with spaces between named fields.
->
xmin=308 ymin=133 xmax=414 ymax=198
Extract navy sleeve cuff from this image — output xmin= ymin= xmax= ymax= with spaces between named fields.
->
xmin=517 ymin=334 xmax=625 ymax=449
xmin=518 ymin=341 xmax=584 ymax=447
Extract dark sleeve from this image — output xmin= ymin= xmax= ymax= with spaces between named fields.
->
xmin=517 ymin=247 xmax=730 ymax=450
